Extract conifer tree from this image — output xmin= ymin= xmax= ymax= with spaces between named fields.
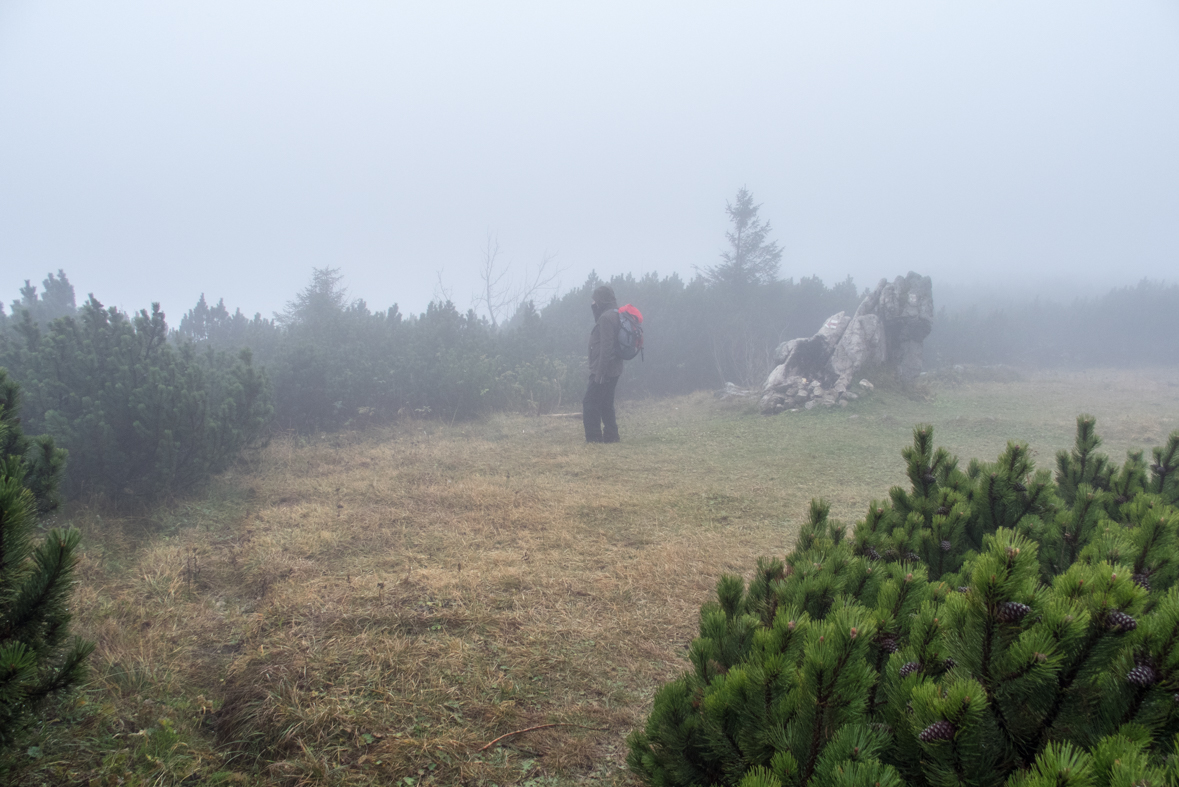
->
xmin=629 ymin=420 xmax=1179 ymax=787
xmin=703 ymin=187 xmax=784 ymax=289
xmin=0 ymin=369 xmax=92 ymax=752
xmin=7 ymin=270 xmax=76 ymax=327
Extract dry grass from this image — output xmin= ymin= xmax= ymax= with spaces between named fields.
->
xmin=15 ymin=368 xmax=1179 ymax=786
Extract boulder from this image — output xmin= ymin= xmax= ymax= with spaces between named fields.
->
xmin=827 ymin=313 xmax=885 ymax=388
xmin=874 ymin=273 xmax=933 ymax=383
xmin=770 ymin=311 xmax=851 ymax=379
xmin=759 ymin=272 xmax=933 ymax=413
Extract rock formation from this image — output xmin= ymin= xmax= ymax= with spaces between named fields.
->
xmin=760 ymin=272 xmax=933 ymax=414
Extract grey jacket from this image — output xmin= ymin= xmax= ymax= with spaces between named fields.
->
xmin=588 ymin=308 xmax=623 ymax=383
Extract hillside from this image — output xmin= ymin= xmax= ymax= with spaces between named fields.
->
xmin=15 ymin=368 xmax=1179 ymax=786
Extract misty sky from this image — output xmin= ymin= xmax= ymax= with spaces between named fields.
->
xmin=2 ymin=2 xmax=1177 ymax=322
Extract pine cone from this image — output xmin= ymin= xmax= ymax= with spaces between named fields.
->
xmin=864 ymin=546 xmax=881 ymax=561
xmin=1127 ymin=665 xmax=1157 ymax=687
xmin=923 ymin=473 xmax=937 ymax=484
xmin=1132 ymin=573 xmax=1152 ymax=592
xmin=1013 ymin=481 xmax=1027 ymax=493
xmin=878 ymin=635 xmax=900 ymax=654
xmin=935 ymin=505 xmax=950 ymax=516
xmin=940 ymin=540 xmax=952 ymax=552
xmin=943 ymin=657 xmax=956 ymax=670
xmin=956 ymin=586 xmax=970 ymax=594
xmin=1107 ymin=610 xmax=1137 ymax=633
xmin=1151 ymin=463 xmax=1164 ymax=475
xmin=899 ymin=661 xmax=921 ymax=678
xmin=1115 ymin=495 xmax=1129 ymax=505
xmin=904 ymin=551 xmax=921 ymax=562
xmin=997 ymin=602 xmax=1032 ymax=623
xmin=918 ymin=720 xmax=956 ymax=742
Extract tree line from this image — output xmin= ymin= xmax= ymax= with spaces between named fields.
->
xmin=926 ymin=278 xmax=1179 ymax=368
xmin=2 ymin=188 xmax=1176 ymax=504
xmin=0 ymin=264 xmax=859 ymax=501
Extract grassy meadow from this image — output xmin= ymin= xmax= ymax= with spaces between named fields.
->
xmin=13 ymin=367 xmax=1179 ymax=786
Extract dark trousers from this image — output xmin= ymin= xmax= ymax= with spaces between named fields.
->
xmin=583 ymin=376 xmax=620 ymax=443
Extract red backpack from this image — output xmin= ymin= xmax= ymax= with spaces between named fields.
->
xmin=616 ymin=304 xmax=644 ymax=361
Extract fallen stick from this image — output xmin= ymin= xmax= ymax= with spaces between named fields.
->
xmin=479 ymin=723 xmax=604 ymax=751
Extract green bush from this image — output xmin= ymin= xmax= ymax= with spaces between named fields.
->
xmin=3 ymin=297 xmax=271 ymax=502
xmin=0 ymin=371 xmax=92 ymax=755
xmin=629 ymin=418 xmax=1179 ymax=787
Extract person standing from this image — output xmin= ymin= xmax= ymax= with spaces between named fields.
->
xmin=584 ymin=285 xmax=623 ymax=443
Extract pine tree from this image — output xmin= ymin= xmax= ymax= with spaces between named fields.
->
xmin=7 ymin=270 xmax=76 ymax=328
xmin=0 ymin=369 xmax=92 ymax=752
xmin=703 ymin=187 xmax=784 ymax=289
xmin=629 ymin=420 xmax=1179 ymax=787
xmin=697 ymin=188 xmax=791 ymax=388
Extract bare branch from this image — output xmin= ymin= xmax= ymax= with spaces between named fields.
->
xmin=474 ymin=236 xmax=568 ymax=328
xmin=508 ymin=250 xmax=566 ymax=318
xmin=475 ymin=232 xmax=512 ymax=327
xmin=478 ymin=722 xmax=604 ymax=751
xmin=432 ymin=268 xmax=453 ymax=304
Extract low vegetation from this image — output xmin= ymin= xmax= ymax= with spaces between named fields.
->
xmin=630 ymin=416 xmax=1179 ymax=786
xmin=0 ymin=371 xmax=92 ymax=753
xmin=5 ymin=368 xmax=1179 ymax=785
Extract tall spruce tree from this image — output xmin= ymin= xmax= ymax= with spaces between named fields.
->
xmin=0 ymin=368 xmax=92 ymax=752
xmin=629 ymin=420 xmax=1179 ymax=787
xmin=703 ymin=187 xmax=784 ymax=289
xmin=698 ymin=188 xmax=791 ymax=387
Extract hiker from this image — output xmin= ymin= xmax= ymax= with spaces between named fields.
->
xmin=584 ymin=284 xmax=623 ymax=443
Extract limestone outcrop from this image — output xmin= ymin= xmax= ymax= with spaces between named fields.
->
xmin=760 ymin=272 xmax=933 ymax=414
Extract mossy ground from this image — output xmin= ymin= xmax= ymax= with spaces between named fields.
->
xmin=10 ymin=367 xmax=1179 ymax=786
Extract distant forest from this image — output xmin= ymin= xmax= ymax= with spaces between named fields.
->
xmin=1 ymin=266 xmax=1177 ymax=503
xmin=926 ymin=279 xmax=1179 ymax=369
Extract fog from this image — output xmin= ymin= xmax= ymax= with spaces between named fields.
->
xmin=2 ymin=2 xmax=1177 ymax=320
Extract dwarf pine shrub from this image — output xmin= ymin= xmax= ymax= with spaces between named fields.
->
xmin=628 ymin=417 xmax=1179 ymax=787
xmin=0 ymin=372 xmax=92 ymax=753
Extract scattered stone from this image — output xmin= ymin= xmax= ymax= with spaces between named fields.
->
xmin=720 ymin=382 xmax=757 ymax=400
